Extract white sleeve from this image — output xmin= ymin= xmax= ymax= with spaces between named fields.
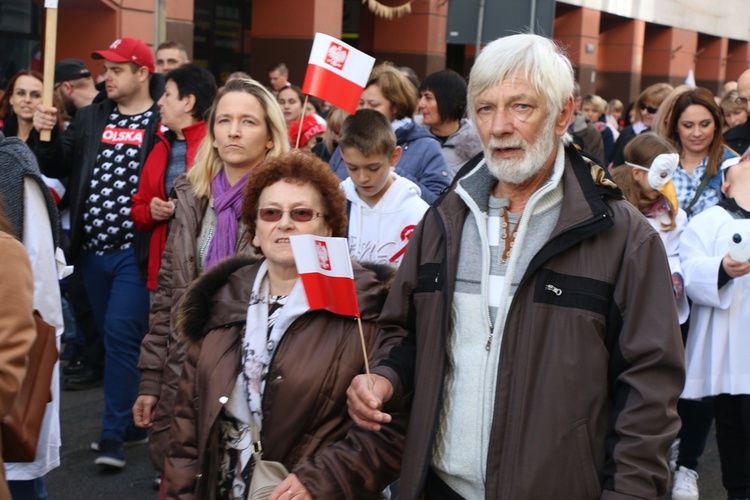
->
xmin=680 ymin=212 xmax=733 ymax=310
xmin=22 ymin=178 xmax=64 ymax=337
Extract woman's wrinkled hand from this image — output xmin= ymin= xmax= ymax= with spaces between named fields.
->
xmin=268 ymin=473 xmax=312 ymax=500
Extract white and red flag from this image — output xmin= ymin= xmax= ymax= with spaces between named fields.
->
xmin=301 ymin=33 xmax=376 ymax=114
xmin=290 ymin=234 xmax=360 ymax=318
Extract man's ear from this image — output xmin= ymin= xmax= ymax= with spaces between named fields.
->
xmin=721 ymin=180 xmax=731 ymax=196
xmin=138 ymin=66 xmax=150 ymax=82
xmin=555 ymin=96 xmax=575 ymax=137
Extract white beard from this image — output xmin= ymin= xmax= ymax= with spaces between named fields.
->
xmin=484 ymin=117 xmax=558 ymax=185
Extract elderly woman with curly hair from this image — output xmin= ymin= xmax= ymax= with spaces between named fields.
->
xmin=164 ymin=151 xmax=405 ymax=499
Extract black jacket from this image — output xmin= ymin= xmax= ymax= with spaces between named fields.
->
xmin=723 ymin=120 xmax=750 ymax=157
xmin=28 ymin=83 xmax=162 ymax=271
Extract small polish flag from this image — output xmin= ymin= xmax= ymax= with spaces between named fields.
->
xmin=301 ymin=33 xmax=376 ymax=114
xmin=290 ymin=234 xmax=360 ymax=318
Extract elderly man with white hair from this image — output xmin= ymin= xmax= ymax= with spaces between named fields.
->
xmin=347 ymin=33 xmax=685 ymax=499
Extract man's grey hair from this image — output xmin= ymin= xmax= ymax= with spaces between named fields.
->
xmin=468 ymin=34 xmax=575 ymax=121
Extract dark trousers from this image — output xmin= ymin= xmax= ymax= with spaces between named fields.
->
xmin=714 ymin=394 xmax=750 ymax=499
xmin=676 ymin=316 xmax=715 ymax=472
xmin=8 ymin=477 xmax=47 ymax=500
xmin=677 ymin=397 xmax=715 ymax=471
xmin=424 ymin=468 xmax=466 ymax=500
xmin=68 ymin=267 xmax=105 ymax=372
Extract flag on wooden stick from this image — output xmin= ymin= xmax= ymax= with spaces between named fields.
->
xmin=290 ymin=235 xmax=360 ymax=317
xmin=290 ymin=234 xmax=374 ymax=387
xmin=301 ymin=33 xmax=375 ymax=114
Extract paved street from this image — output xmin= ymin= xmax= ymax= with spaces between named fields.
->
xmin=46 ymin=383 xmax=157 ymax=499
xmin=46 ymin=380 xmax=726 ymax=499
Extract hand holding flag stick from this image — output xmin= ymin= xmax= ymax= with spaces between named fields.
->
xmin=41 ymin=0 xmax=59 ymax=142
xmin=290 ymin=235 xmax=373 ymax=390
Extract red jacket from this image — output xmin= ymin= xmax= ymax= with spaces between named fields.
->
xmin=131 ymin=121 xmax=206 ymax=290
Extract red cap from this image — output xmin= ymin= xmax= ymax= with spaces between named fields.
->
xmin=92 ymin=38 xmax=155 ymax=73
xmin=288 ymin=115 xmax=326 ymax=148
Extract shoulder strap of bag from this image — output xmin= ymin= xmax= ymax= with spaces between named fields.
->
xmin=249 ymin=413 xmax=264 ymax=457
xmin=685 ymin=173 xmax=713 ymax=217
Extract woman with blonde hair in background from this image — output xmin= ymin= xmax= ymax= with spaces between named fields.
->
xmin=609 ymin=82 xmax=674 ymax=166
xmin=720 ymin=90 xmax=748 ymax=132
xmin=134 ymin=78 xmax=289 ymax=491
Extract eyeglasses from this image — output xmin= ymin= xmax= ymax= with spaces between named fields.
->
xmin=257 ymin=208 xmax=324 ymax=222
xmin=735 ymin=96 xmax=749 ymax=108
xmin=640 ymin=103 xmax=659 ymax=114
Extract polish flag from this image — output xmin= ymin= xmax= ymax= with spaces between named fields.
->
xmin=290 ymin=235 xmax=360 ymax=318
xmin=301 ymin=33 xmax=376 ymax=114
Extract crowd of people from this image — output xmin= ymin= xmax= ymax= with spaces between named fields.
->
xmin=0 ymin=31 xmax=749 ymax=500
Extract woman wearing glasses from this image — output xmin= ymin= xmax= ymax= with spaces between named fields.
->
xmin=164 ymin=151 xmax=405 ymax=499
xmin=133 ymin=78 xmax=289 ymax=486
xmin=609 ymin=82 xmax=673 ymax=166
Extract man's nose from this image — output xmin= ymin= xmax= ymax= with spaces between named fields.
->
xmin=490 ymin=110 xmax=515 ymax=136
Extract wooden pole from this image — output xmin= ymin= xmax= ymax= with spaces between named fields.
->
xmin=356 ymin=317 xmax=373 ymax=391
xmin=40 ymin=3 xmax=59 ymax=142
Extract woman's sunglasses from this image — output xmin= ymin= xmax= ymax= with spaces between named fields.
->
xmin=640 ymin=103 xmax=659 ymax=114
xmin=257 ymin=208 xmax=324 ymax=222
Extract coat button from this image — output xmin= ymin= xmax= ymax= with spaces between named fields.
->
xmin=275 ymin=375 xmax=282 ymax=380
xmin=219 ymin=396 xmax=228 ymax=404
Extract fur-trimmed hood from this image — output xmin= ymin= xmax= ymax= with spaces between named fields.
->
xmin=176 ymin=255 xmax=395 ymax=343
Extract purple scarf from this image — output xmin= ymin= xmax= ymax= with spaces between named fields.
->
xmin=204 ymin=169 xmax=250 ymax=270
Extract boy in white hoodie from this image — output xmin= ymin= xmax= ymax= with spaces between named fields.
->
xmin=339 ymin=109 xmax=429 ymax=266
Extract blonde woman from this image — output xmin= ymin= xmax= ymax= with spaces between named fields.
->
xmin=133 ymin=78 xmax=289 ymax=483
xmin=609 ymin=82 xmax=674 ymax=166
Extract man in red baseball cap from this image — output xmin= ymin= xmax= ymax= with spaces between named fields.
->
xmin=92 ymin=37 xmax=156 ymax=74
xmin=29 ymin=36 xmax=163 ymax=472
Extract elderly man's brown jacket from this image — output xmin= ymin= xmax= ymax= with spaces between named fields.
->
xmin=372 ymin=145 xmax=685 ymax=500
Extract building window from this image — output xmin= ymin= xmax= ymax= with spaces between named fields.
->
xmin=193 ymin=0 xmax=252 ymax=84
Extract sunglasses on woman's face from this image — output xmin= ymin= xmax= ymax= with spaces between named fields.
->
xmin=257 ymin=208 xmax=324 ymax=222
xmin=640 ymin=103 xmax=659 ymax=114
